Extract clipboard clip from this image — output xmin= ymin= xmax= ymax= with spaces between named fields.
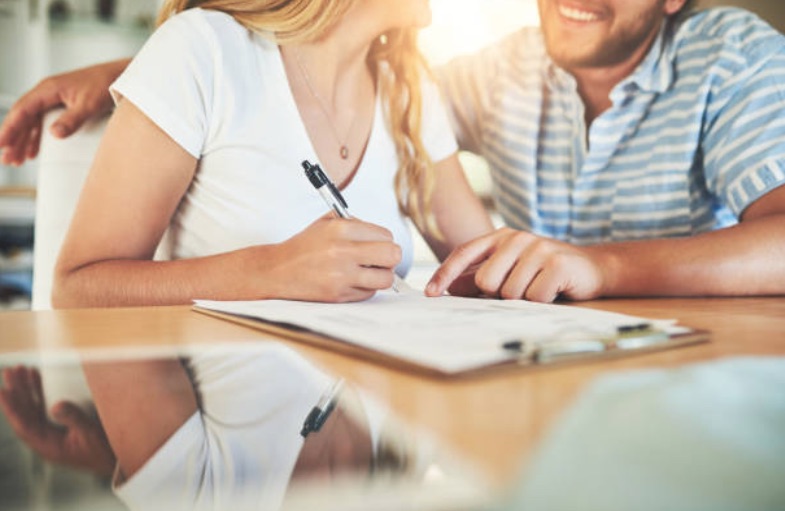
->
xmin=612 ymin=323 xmax=669 ymax=350
xmin=502 ymin=323 xmax=669 ymax=364
xmin=300 ymin=378 xmax=344 ymax=438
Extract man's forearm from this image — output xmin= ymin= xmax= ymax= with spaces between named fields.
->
xmin=595 ymin=214 xmax=785 ymax=297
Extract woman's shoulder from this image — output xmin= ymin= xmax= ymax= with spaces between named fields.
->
xmin=156 ymin=7 xmax=271 ymax=49
xmin=146 ymin=7 xmax=279 ymax=71
xmin=161 ymin=7 xmax=237 ymax=30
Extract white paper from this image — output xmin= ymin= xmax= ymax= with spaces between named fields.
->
xmin=194 ymin=290 xmax=676 ymax=374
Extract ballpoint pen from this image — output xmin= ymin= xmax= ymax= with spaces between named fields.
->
xmin=302 ymin=160 xmax=405 ymax=293
xmin=303 ymin=160 xmax=350 ymax=218
xmin=301 ymin=378 xmax=345 ymax=438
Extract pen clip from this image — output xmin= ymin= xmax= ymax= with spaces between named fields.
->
xmin=300 ymin=379 xmax=344 ymax=438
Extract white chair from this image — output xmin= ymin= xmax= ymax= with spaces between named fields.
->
xmin=33 ymin=108 xmax=111 ymax=311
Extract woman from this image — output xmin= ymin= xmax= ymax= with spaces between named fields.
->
xmin=52 ymin=0 xmax=491 ymax=308
xmin=48 ymin=0 xmax=493 ymax=507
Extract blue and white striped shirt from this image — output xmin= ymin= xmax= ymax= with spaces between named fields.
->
xmin=437 ymin=7 xmax=785 ymax=244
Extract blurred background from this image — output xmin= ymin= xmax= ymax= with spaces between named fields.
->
xmin=0 ymin=0 xmax=783 ymax=310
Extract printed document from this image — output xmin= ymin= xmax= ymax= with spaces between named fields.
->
xmin=195 ymin=290 xmax=681 ymax=374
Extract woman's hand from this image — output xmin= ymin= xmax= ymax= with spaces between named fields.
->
xmin=254 ymin=216 xmax=403 ymax=303
xmin=425 ymin=227 xmax=609 ymax=303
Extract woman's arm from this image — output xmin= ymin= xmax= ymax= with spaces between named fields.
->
xmin=418 ymin=153 xmax=494 ymax=262
xmin=53 ymin=100 xmax=403 ymax=308
xmin=82 ymin=359 xmax=197 ymax=480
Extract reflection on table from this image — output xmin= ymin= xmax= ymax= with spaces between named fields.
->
xmin=0 ymin=341 xmax=488 ymax=511
xmin=1 ymin=297 xmax=785 ymax=510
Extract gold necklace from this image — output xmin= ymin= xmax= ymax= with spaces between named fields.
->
xmin=293 ymin=49 xmax=357 ymax=160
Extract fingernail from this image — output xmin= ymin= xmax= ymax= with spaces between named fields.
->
xmin=52 ymin=404 xmax=71 ymax=420
xmin=425 ymin=282 xmax=437 ymax=295
xmin=51 ymin=123 xmax=67 ymax=137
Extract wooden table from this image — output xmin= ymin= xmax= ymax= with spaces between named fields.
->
xmin=2 ymin=297 xmax=784 ymax=487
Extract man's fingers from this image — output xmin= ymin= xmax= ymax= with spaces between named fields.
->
xmin=50 ymin=401 xmax=91 ymax=429
xmin=0 ymin=388 xmax=13 ymax=417
xmin=0 ymin=108 xmax=33 ymax=148
xmin=523 ymin=267 xmax=564 ymax=303
xmin=25 ymin=366 xmax=45 ymax=409
xmin=426 ymin=237 xmax=496 ymax=297
xmin=2 ymin=366 xmax=26 ymax=395
xmin=0 ymin=388 xmax=29 ymax=437
xmin=51 ymin=108 xmax=93 ymax=138
xmin=445 ymin=268 xmax=482 ymax=297
xmin=1 ymin=81 xmax=62 ymax=143
xmin=496 ymin=257 xmax=539 ymax=300
xmin=0 ymin=76 xmax=67 ymax=164
xmin=0 ymin=132 xmax=28 ymax=166
xmin=0 ymin=106 xmax=43 ymax=165
xmin=25 ymin=122 xmax=42 ymax=159
xmin=473 ymin=234 xmax=538 ymax=296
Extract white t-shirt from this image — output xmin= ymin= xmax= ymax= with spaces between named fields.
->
xmin=111 ymin=8 xmax=458 ymax=276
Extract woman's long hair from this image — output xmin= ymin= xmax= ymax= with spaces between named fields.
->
xmin=158 ymin=0 xmax=439 ymax=237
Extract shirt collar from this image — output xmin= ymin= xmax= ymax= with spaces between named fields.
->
xmin=612 ymin=20 xmax=675 ymax=99
xmin=544 ymin=20 xmax=676 ymax=98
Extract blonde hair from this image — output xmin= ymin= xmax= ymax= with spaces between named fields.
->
xmin=158 ymin=0 xmax=439 ymax=237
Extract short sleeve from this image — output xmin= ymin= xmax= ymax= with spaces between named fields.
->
xmin=701 ymin=25 xmax=785 ymax=217
xmin=110 ymin=9 xmax=218 ymax=158
xmin=113 ymin=412 xmax=207 ymax=508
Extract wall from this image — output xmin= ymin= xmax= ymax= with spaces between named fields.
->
xmin=698 ymin=0 xmax=785 ymax=32
xmin=58 ymin=0 xmax=158 ymax=25
xmin=0 ymin=0 xmax=48 ymax=96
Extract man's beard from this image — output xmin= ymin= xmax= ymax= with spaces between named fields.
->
xmin=544 ymin=5 xmax=664 ymax=70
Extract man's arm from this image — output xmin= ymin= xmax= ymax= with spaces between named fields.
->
xmin=426 ymin=185 xmax=785 ymax=302
xmin=592 ymin=186 xmax=785 ymax=298
xmin=0 ymin=59 xmax=130 ymax=166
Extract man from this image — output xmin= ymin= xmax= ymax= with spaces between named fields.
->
xmin=1 ymin=0 xmax=784 ymax=304
xmin=425 ymin=0 xmax=785 ymax=301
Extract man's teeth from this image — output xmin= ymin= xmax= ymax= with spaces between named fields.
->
xmin=559 ymin=6 xmax=599 ymax=21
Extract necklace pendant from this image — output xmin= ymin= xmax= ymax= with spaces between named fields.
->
xmin=340 ymin=145 xmax=349 ymax=159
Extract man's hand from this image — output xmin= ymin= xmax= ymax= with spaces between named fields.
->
xmin=425 ymin=227 xmax=609 ymax=303
xmin=0 ymin=59 xmax=129 ymax=166
xmin=0 ymin=365 xmax=116 ymax=478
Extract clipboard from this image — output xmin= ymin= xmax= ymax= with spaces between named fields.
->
xmin=192 ymin=293 xmax=710 ymax=377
